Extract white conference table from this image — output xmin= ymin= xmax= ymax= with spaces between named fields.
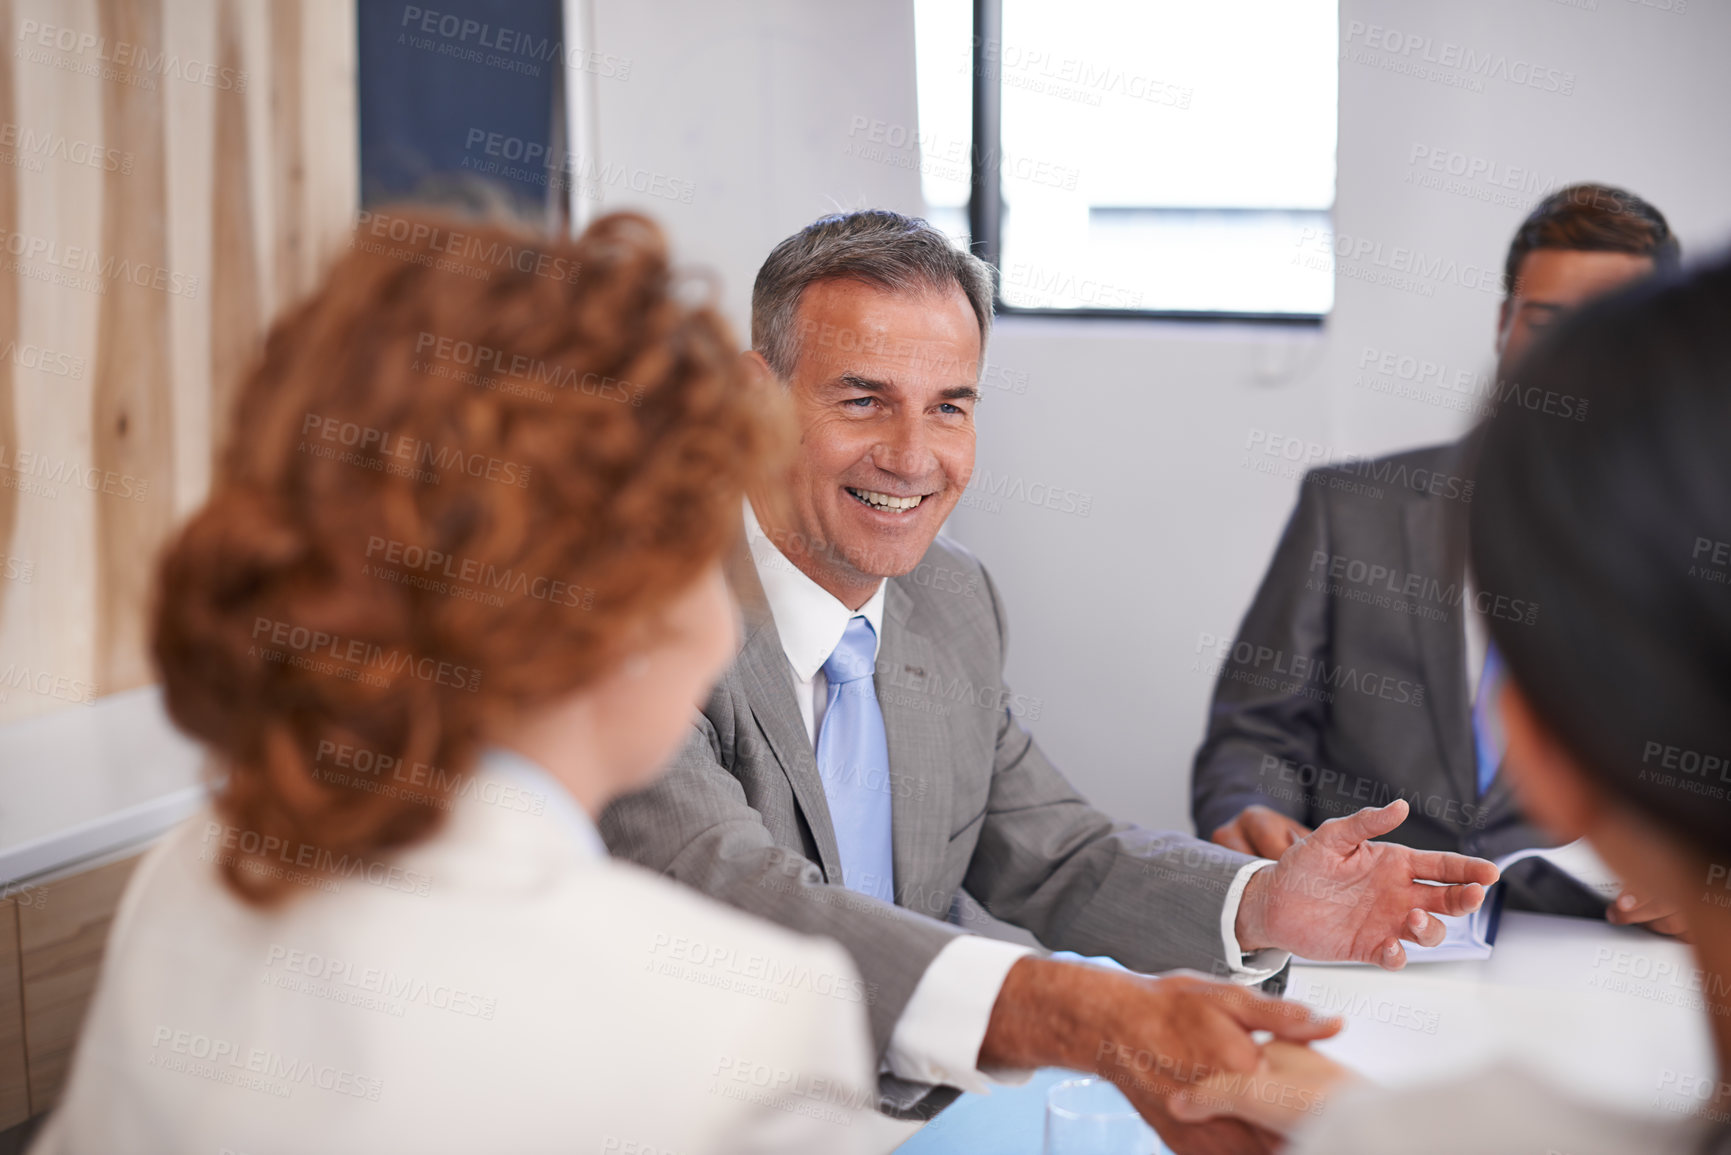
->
xmin=896 ymin=911 xmax=1715 ymax=1153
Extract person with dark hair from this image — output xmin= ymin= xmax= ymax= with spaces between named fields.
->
xmin=1193 ymin=182 xmax=1683 ymax=926
xmin=29 ymin=210 xmax=880 ymax=1154
xmin=1165 ymin=249 xmax=1731 ymax=1155
xmin=599 ymin=207 xmax=1503 ymax=1153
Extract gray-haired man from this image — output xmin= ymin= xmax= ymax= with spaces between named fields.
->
xmin=600 ymin=210 xmax=1498 ymax=1153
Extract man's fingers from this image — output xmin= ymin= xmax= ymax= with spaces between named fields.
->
xmin=1642 ymin=913 xmax=1692 ymax=940
xmin=1246 ymin=814 xmax=1305 ymax=859
xmin=1212 ymin=823 xmax=1254 ymax=855
xmin=1607 ymin=891 xmax=1666 ymax=925
xmin=1372 ymin=937 xmax=1408 ymax=970
xmin=1216 ymin=987 xmax=1342 ymax=1042
xmin=1197 ymin=1014 xmax=1263 ymax=1074
xmin=1405 ymin=881 xmax=1486 ymax=918
xmin=1606 ymin=892 xmax=1691 ymax=939
xmin=1399 ymin=909 xmax=1446 ymax=948
xmin=1402 ymin=848 xmax=1501 ymax=887
xmin=1247 ymin=831 xmax=1295 ymax=859
xmin=1315 ymin=799 xmax=1408 ymax=847
xmin=1167 ymin=1086 xmax=1219 ymax=1124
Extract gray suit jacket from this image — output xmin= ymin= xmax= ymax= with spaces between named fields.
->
xmin=1190 ymin=438 xmax=1604 ymax=917
xmin=600 ymin=532 xmax=1257 ymax=1117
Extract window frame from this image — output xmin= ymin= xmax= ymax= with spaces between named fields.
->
xmin=962 ymin=0 xmax=1328 ymax=326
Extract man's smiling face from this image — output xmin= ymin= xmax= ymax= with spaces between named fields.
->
xmin=752 ymin=277 xmax=981 ymax=609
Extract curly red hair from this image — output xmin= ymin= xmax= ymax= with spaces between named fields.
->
xmin=153 ymin=209 xmax=785 ymax=905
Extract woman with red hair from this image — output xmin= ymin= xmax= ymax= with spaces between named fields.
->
xmin=34 ymin=210 xmax=876 ymax=1154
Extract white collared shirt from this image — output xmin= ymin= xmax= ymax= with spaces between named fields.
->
xmin=1463 ymin=575 xmax=1490 ymax=705
xmin=745 ymin=502 xmax=889 ymax=740
xmin=742 ymin=500 xmax=1285 ymax=1094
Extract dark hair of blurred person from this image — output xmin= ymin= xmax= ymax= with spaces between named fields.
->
xmin=1474 ymin=256 xmax=1731 ymax=866
xmin=1493 ymin=182 xmax=1678 ymax=380
xmin=1175 ymin=256 xmax=1731 ymax=1153
xmin=1502 ymin=181 xmax=1679 ymax=295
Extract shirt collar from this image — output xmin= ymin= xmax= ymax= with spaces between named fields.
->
xmin=743 ymin=498 xmax=887 ymax=683
xmin=474 ymin=746 xmax=607 ymax=860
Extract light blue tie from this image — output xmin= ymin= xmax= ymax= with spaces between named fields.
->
xmin=816 ymin=617 xmax=896 ymax=903
xmin=1471 ymin=641 xmax=1508 ymax=797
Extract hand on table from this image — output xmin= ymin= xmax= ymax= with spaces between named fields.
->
xmin=1607 ymin=887 xmax=1690 ymax=939
xmin=1211 ymin=805 xmax=1313 ymax=860
xmin=1235 ymin=799 xmax=1501 ymax=969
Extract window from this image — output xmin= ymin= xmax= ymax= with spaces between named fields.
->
xmin=914 ymin=0 xmax=1338 ymax=319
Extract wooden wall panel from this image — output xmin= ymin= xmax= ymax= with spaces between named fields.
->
xmin=208 ymin=0 xmax=257 ymax=464
xmin=3 ymin=0 xmax=106 ymax=725
xmin=0 ymin=0 xmax=17 ymax=640
xmin=162 ymin=0 xmax=218 ymax=519
xmin=92 ymin=0 xmax=176 ymax=698
xmin=298 ymin=1 xmax=356 ymax=290
xmin=0 ymin=899 xmax=25 ymax=1131
xmin=17 ymin=854 xmax=142 ymax=1113
xmin=269 ymin=0 xmax=304 ymax=311
xmin=0 ymin=0 xmax=357 ymax=725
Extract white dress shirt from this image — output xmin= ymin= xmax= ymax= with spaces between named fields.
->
xmin=1463 ymin=576 xmax=1489 ymax=708
xmin=743 ymin=501 xmax=1285 ymax=1095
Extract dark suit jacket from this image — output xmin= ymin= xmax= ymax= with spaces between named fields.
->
xmin=601 ymin=532 xmax=1259 ymax=1117
xmin=1190 ymin=438 xmax=1605 ymax=918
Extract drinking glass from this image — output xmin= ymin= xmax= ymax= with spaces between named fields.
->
xmin=1043 ymin=1076 xmax=1164 ymax=1155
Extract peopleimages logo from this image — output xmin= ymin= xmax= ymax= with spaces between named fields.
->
xmin=299 ymin=413 xmax=533 ymax=489
xmin=1341 ymin=21 xmax=1576 ymax=96
xmin=1294 ymin=227 xmax=1502 ymax=297
xmin=350 ymin=211 xmax=581 ymax=284
xmin=1307 ymin=550 xmax=1539 ymax=626
xmin=458 ymin=129 xmax=695 ymax=204
xmin=398 ymin=6 xmax=631 ymax=80
xmin=0 ymin=225 xmax=199 ymax=298
xmin=0 ymin=663 xmax=98 ymax=707
xmin=16 ymin=19 xmax=247 ymax=91
xmin=1354 ymin=345 xmax=1590 ymax=425
xmin=363 ymin=535 xmax=594 ymax=610
xmin=1404 ymin=144 xmax=1568 ymax=210
xmin=0 ymin=122 xmax=132 ymax=174
xmin=249 ymin=616 xmax=483 ymax=693
xmin=0 ymin=444 xmax=151 ymax=502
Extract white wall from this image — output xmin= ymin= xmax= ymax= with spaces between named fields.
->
xmin=584 ymin=0 xmax=1731 ymax=832
xmin=582 ymin=0 xmax=924 ymax=339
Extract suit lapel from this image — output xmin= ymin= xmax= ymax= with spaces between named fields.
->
xmin=1401 ymin=493 xmax=1477 ymax=808
xmin=878 ymin=579 xmax=955 ymax=917
xmin=725 ymin=538 xmax=845 ymax=881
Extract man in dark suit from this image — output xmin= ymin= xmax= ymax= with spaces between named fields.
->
xmin=1193 ymin=183 xmax=1681 ymax=928
xmin=601 ymin=209 xmax=1498 ymax=1154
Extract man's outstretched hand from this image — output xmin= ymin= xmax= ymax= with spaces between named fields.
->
xmin=1234 ymin=799 xmax=1500 ymax=968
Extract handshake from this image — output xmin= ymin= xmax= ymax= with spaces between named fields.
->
xmin=1092 ymin=978 xmax=1353 ymax=1151
xmin=979 ymin=800 xmax=1500 ymax=1154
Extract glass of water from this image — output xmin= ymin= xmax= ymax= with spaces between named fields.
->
xmin=1044 ymin=1076 xmax=1163 ymax=1155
